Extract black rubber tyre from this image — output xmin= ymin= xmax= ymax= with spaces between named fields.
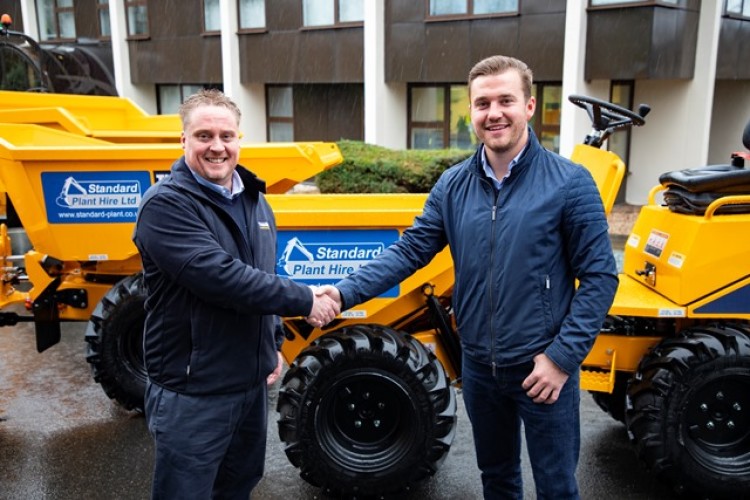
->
xmin=84 ymin=273 xmax=147 ymax=412
xmin=626 ymin=324 xmax=750 ymax=498
xmin=590 ymin=372 xmax=629 ymax=424
xmin=277 ymin=324 xmax=457 ymax=499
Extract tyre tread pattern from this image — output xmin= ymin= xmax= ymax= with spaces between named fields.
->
xmin=84 ymin=273 xmax=146 ymax=411
xmin=277 ymin=324 xmax=457 ymax=498
xmin=626 ymin=323 xmax=750 ymax=497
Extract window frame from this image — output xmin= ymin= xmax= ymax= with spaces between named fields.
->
xmin=528 ymin=82 xmax=563 ymax=154
xmin=608 ymin=80 xmax=635 ymax=203
xmin=301 ymin=0 xmax=364 ymax=29
xmin=407 ymin=83 xmax=478 ymax=150
xmin=425 ymin=0 xmax=520 ymax=22
xmin=725 ymin=0 xmax=750 ymax=20
xmin=156 ymin=83 xmax=223 ymax=114
xmin=587 ymin=0 xmax=680 ymax=9
xmin=408 ymin=84 xmax=447 ymax=149
xmin=124 ymin=0 xmax=149 ymax=40
xmin=97 ymin=0 xmax=110 ymax=40
xmin=37 ymin=0 xmax=77 ymax=42
xmin=408 ymin=82 xmax=562 ymax=152
xmin=266 ymin=85 xmax=295 ymax=142
xmin=237 ymin=0 xmax=267 ymax=33
xmin=202 ymin=0 xmax=221 ymax=35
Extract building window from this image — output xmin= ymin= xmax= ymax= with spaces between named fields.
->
xmin=125 ymin=0 xmax=148 ymax=38
xmin=203 ymin=0 xmax=220 ymax=33
xmin=531 ymin=83 xmax=562 ymax=153
xmin=157 ymin=84 xmax=222 ymax=114
xmin=608 ymin=82 xmax=633 ymax=161
xmin=303 ymin=0 xmax=364 ymax=27
xmin=589 ymin=0 xmax=678 ymax=6
xmin=410 ymin=86 xmax=444 ymax=149
xmin=408 ymin=84 xmax=477 ymax=150
xmin=267 ymin=86 xmax=294 ymax=141
xmin=428 ymin=0 xmax=518 ymax=18
xmin=608 ymin=81 xmax=634 ymax=202
xmin=410 ymin=83 xmax=561 ymax=152
xmin=36 ymin=0 xmax=76 ymax=41
xmin=726 ymin=0 xmax=750 ymax=18
xmin=97 ymin=0 xmax=110 ymax=39
xmin=239 ymin=0 xmax=265 ymax=30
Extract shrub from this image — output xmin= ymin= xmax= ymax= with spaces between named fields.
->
xmin=316 ymin=140 xmax=474 ymax=194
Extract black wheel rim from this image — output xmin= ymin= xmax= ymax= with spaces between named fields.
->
xmin=683 ymin=371 xmax=750 ymax=474
xmin=315 ymin=369 xmax=419 ymax=473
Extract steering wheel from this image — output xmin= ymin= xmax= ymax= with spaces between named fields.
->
xmin=568 ymin=94 xmax=646 ymax=133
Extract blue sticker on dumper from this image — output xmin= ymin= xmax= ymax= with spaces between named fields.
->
xmin=42 ymin=171 xmax=152 ymax=223
xmin=276 ymin=229 xmax=399 ymax=297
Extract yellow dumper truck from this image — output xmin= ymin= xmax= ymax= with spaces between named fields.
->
xmin=0 ymin=89 xmax=748 ymax=499
xmin=0 ymin=110 xmax=342 ymax=411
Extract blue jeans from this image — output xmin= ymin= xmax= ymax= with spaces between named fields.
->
xmin=461 ymin=354 xmax=581 ymax=500
xmin=145 ymin=380 xmax=268 ymax=500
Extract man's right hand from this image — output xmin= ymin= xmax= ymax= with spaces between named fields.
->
xmin=306 ymin=286 xmax=340 ymax=327
xmin=316 ymin=285 xmax=342 ymax=309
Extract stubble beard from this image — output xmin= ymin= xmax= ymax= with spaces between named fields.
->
xmin=483 ymin=123 xmax=526 ymax=156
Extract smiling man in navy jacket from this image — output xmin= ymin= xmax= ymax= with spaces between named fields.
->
xmin=133 ymin=89 xmax=339 ymax=499
xmin=320 ymin=56 xmax=618 ymax=499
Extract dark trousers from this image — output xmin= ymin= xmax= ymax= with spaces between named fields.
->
xmin=461 ymin=354 xmax=581 ymax=500
xmin=145 ymin=379 xmax=268 ymax=500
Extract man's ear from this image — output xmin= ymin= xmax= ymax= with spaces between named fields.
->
xmin=526 ymin=96 xmax=536 ymax=120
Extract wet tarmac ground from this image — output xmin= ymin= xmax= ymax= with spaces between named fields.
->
xmin=0 ymin=318 xmax=680 ymax=500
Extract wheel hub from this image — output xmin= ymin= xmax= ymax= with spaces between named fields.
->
xmin=332 ymin=378 xmax=404 ymax=444
xmin=685 ymin=377 xmax=750 ymax=451
xmin=314 ymin=369 xmax=419 ymax=472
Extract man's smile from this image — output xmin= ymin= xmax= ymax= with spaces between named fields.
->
xmin=486 ymin=123 xmax=509 ymax=132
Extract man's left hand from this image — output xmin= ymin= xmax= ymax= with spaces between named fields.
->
xmin=521 ymin=353 xmax=569 ymax=404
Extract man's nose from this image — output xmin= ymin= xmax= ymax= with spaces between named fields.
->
xmin=209 ymin=136 xmax=225 ymax=150
xmin=487 ymin=102 xmax=503 ymax=119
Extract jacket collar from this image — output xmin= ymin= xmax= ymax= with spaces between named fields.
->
xmin=170 ymin=156 xmax=266 ymax=200
xmin=468 ymin=126 xmax=542 ymax=180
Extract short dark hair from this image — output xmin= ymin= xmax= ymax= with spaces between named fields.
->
xmin=468 ymin=55 xmax=533 ymax=101
xmin=179 ymin=89 xmax=241 ymax=129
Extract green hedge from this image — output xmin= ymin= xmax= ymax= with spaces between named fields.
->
xmin=316 ymin=140 xmax=474 ymax=194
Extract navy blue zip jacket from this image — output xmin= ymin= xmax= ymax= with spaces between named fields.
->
xmin=133 ymin=157 xmax=313 ymax=395
xmin=336 ymin=130 xmax=618 ymax=374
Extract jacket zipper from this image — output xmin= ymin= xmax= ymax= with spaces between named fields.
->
xmin=490 ymin=204 xmax=497 ymax=377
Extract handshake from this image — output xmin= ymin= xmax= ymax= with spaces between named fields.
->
xmin=306 ymin=285 xmax=342 ymax=327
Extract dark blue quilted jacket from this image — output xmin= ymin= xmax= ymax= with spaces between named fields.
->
xmin=337 ymin=130 xmax=618 ymax=374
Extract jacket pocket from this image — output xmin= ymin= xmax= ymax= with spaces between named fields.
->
xmin=540 ymin=274 xmax=555 ymax=333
